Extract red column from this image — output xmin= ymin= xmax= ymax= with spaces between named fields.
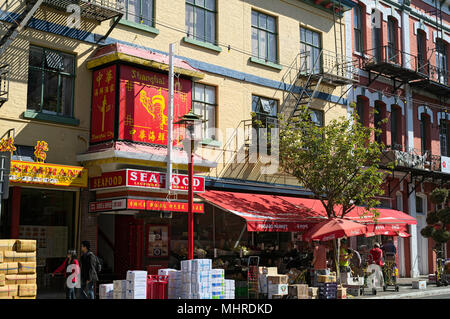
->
xmin=188 ymin=139 xmax=194 ymax=260
xmin=10 ymin=187 xmax=21 ymax=238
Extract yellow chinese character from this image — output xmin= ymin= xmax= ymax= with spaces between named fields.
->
xmin=148 ymin=131 xmax=155 ymax=141
xmin=34 ymin=141 xmax=49 ymax=163
xmin=94 ymin=89 xmax=98 ymax=97
xmin=105 ymin=69 xmax=113 ymax=84
xmin=96 ymin=72 xmax=103 ymax=87
xmin=129 ymin=129 xmax=136 ymax=135
xmin=99 ymin=87 xmax=104 ymax=95
xmin=157 ymin=132 xmax=166 ymax=142
xmin=139 ymin=130 xmax=146 ymax=140
xmin=105 ymin=86 xmax=109 ymax=94
xmin=110 ymin=84 xmax=114 ymax=92
xmin=0 ymin=137 xmax=17 ymax=155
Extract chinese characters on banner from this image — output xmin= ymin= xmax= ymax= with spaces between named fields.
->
xmin=119 ymin=65 xmax=191 ymax=146
xmin=91 ymin=65 xmax=116 ymax=143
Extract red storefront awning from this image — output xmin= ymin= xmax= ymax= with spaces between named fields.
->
xmin=197 ymin=190 xmax=416 ymax=233
xmin=197 ymin=190 xmax=325 ymax=232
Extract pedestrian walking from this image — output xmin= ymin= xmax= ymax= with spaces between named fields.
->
xmin=369 ymin=243 xmax=384 ymax=267
xmin=80 ymin=241 xmax=99 ymax=299
xmin=52 ymin=249 xmax=79 ymax=299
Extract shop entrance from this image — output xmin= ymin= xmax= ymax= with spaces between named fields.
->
xmin=114 ymin=215 xmax=145 ymax=277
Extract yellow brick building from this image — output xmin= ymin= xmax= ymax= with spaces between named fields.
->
xmin=0 ymin=0 xmax=356 ymax=296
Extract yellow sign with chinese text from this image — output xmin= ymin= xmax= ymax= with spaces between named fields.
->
xmin=9 ymin=161 xmax=88 ymax=188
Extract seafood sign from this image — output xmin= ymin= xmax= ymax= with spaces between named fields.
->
xmin=119 ymin=65 xmax=191 ymax=146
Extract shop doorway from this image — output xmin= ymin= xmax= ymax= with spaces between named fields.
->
xmin=114 ymin=215 xmax=144 ymax=277
xmin=415 ymin=195 xmax=428 ymax=275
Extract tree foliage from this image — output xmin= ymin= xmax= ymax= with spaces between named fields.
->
xmin=278 ymin=104 xmax=387 ymax=219
xmin=421 ymin=188 xmax=450 ymax=247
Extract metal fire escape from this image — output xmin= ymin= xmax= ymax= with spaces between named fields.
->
xmin=0 ymin=0 xmax=124 ymax=106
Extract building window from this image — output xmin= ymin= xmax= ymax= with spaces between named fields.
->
xmin=27 ymin=46 xmax=75 ymax=117
xmin=124 ymin=0 xmax=154 ymax=27
xmin=192 ymin=83 xmax=216 ymax=140
xmin=252 ymin=95 xmax=278 ymax=153
xmin=417 ymin=30 xmax=426 ymax=73
xmin=420 ymin=113 xmax=430 ymax=155
xmin=300 ymin=27 xmax=322 ymax=74
xmin=186 ymin=0 xmax=217 ymax=44
xmin=374 ymin=103 xmax=382 ymax=144
xmin=436 ymin=38 xmax=448 ymax=84
xmin=387 ymin=17 xmax=397 ymax=63
xmin=353 ymin=5 xmax=364 ymax=53
xmin=309 ymin=109 xmax=324 ymax=127
xmin=356 ymin=96 xmax=365 ymax=125
xmin=251 ymin=10 xmax=277 ymax=63
xmin=391 ymin=106 xmax=401 ymax=149
xmin=440 ymin=119 xmax=449 ymax=157
xmin=416 ymin=196 xmax=424 ymax=214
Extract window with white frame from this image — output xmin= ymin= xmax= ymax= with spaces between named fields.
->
xmin=353 ymin=5 xmax=364 ymax=53
xmin=192 ymin=83 xmax=217 ymax=141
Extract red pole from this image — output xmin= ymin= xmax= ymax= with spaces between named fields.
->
xmin=188 ymin=139 xmax=194 ymax=260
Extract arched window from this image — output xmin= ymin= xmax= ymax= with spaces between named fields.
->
xmin=420 ymin=113 xmax=431 ymax=155
xmin=356 ymin=95 xmax=367 ymax=126
xmin=374 ymin=101 xmax=386 ymax=144
xmin=391 ymin=105 xmax=402 ymax=149
xmin=417 ymin=30 xmax=427 ymax=73
xmin=387 ymin=16 xmax=398 ymax=63
xmin=436 ymin=38 xmax=448 ymax=85
xmin=439 ymin=117 xmax=450 ymax=157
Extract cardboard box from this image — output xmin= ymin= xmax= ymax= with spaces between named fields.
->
xmin=0 ymin=262 xmax=18 ymax=275
xmin=0 ymin=285 xmax=18 ymax=298
xmin=269 ymin=294 xmax=284 ymax=299
xmin=412 ymin=280 xmax=426 ymax=289
xmin=113 ymin=280 xmax=127 ymax=292
xmin=337 ymin=287 xmax=347 ymax=299
xmin=18 ymin=284 xmax=37 ymax=297
xmin=317 ymin=275 xmax=336 ymax=283
xmin=0 ymin=240 xmax=16 ymax=252
xmin=114 ymin=291 xmax=127 ymax=299
xmin=308 ymin=287 xmax=318 ymax=296
xmin=126 ymin=270 xmax=148 ymax=281
xmin=267 ymin=275 xmax=288 ymax=285
xmin=18 ymin=262 xmax=36 ymax=274
xmin=288 ymin=284 xmax=309 ymax=298
xmin=5 ymin=274 xmax=36 ymax=285
xmin=0 ymin=273 xmax=4 ymax=286
xmin=99 ymin=284 xmax=114 ymax=299
xmin=258 ymin=267 xmax=278 ymax=276
xmin=0 ymin=252 xmax=3 ymax=263
xmin=3 ymin=251 xmax=36 ymax=263
xmin=125 ymin=289 xmax=147 ymax=299
xmin=268 ymin=283 xmax=288 ymax=295
xmin=13 ymin=296 xmax=36 ymax=299
xmin=15 ymin=240 xmax=36 ymax=252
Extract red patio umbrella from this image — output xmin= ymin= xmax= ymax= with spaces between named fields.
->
xmin=303 ymin=218 xmax=368 ymax=242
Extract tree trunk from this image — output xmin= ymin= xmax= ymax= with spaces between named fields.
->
xmin=334 ymin=238 xmax=340 ymax=285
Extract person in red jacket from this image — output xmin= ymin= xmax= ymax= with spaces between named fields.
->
xmin=52 ymin=250 xmax=79 ymax=299
xmin=369 ymin=243 xmax=384 ymax=267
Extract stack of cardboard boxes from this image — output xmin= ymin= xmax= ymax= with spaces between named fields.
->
xmin=225 ymin=280 xmax=235 ymax=299
xmin=99 ymin=283 xmax=114 ymax=299
xmin=211 ymin=269 xmax=225 ymax=299
xmin=181 ymin=259 xmax=212 ymax=299
xmin=113 ymin=280 xmax=127 ymax=299
xmin=288 ymin=284 xmax=309 ymax=299
xmin=0 ymin=239 xmax=37 ymax=299
xmin=267 ymin=275 xmax=289 ymax=299
xmin=308 ymin=287 xmax=319 ymax=299
xmin=126 ymin=270 xmax=148 ymax=299
xmin=258 ymin=267 xmax=277 ymax=296
xmin=158 ymin=268 xmax=181 ymax=299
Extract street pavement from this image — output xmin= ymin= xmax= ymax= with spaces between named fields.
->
xmin=355 ymin=276 xmax=450 ymax=299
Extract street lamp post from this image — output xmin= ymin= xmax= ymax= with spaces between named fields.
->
xmin=175 ymin=111 xmax=203 ymax=260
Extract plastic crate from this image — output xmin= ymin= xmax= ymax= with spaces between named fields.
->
xmin=147 ymin=275 xmax=168 ymax=299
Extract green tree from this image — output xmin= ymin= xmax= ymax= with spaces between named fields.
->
xmin=279 ymin=104 xmax=388 ymax=280
xmin=420 ymin=188 xmax=450 ymax=284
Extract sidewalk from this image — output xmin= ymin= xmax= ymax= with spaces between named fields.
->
xmin=354 ymin=276 xmax=450 ymax=299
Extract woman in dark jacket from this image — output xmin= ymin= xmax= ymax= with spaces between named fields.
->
xmin=52 ymin=249 xmax=79 ymax=299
